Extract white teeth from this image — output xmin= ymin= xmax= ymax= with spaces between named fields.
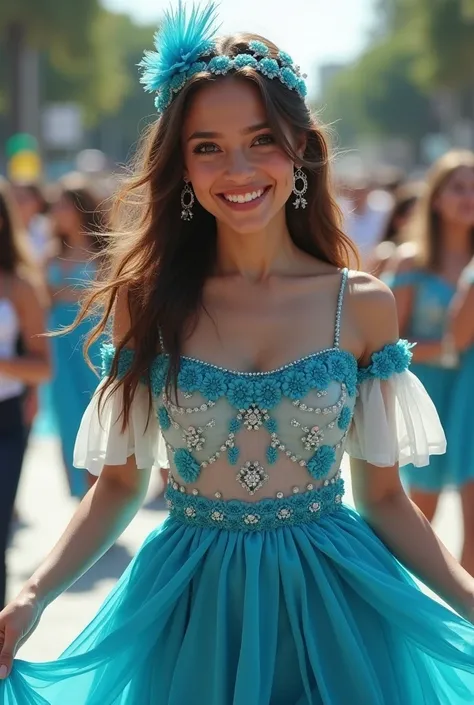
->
xmin=223 ymin=188 xmax=264 ymax=203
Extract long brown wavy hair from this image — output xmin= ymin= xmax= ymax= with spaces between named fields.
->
xmin=0 ymin=178 xmax=37 ymax=277
xmin=408 ymin=150 xmax=474 ymax=270
xmin=77 ymin=33 xmax=358 ymax=424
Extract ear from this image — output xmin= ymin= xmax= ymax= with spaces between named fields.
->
xmin=295 ymin=133 xmax=307 ymax=163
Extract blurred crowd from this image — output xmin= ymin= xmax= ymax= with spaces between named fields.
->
xmin=1 ymin=147 xmax=474 ymax=608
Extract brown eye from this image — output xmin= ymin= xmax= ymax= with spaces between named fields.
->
xmin=193 ymin=142 xmax=220 ymax=154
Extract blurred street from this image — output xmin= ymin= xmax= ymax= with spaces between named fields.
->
xmin=8 ymin=437 xmax=463 ymax=663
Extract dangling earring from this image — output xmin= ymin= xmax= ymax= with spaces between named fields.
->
xmin=292 ymin=167 xmax=308 ymax=209
xmin=181 ymin=180 xmax=195 ymax=221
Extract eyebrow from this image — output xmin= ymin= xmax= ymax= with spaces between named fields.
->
xmin=187 ymin=122 xmax=270 ymax=142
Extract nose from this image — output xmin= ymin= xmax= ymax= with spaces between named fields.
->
xmin=224 ymin=148 xmax=256 ymax=182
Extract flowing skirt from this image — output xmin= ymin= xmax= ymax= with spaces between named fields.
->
xmin=1 ymin=483 xmax=474 ymax=705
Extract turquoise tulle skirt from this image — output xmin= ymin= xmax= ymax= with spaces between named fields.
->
xmin=2 ymin=483 xmax=474 ymax=705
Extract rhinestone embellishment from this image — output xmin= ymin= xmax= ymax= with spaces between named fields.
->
xmin=211 ymin=510 xmax=224 ymax=522
xmin=301 ymin=424 xmax=324 ymax=451
xmin=239 ymin=404 xmax=269 ymax=431
xmin=184 ymin=506 xmax=196 ymax=518
xmin=309 ymin=502 xmax=321 ymax=513
xmin=277 ymin=507 xmax=292 ymax=520
xmin=236 ymin=460 xmax=269 ymax=495
xmin=183 ymin=426 xmax=205 ymax=451
xmin=243 ymin=513 xmax=260 ymax=525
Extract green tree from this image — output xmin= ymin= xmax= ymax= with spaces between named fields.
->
xmin=321 ymin=35 xmax=434 ymax=148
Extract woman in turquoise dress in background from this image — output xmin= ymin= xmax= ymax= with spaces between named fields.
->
xmin=2 ymin=6 xmax=474 ymax=703
xmin=448 ymin=258 xmax=474 ymax=575
xmin=47 ymin=175 xmax=106 ymax=498
xmin=387 ymin=150 xmax=474 ymax=569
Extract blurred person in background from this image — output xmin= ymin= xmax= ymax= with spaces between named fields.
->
xmin=369 ymin=182 xmax=423 ymax=277
xmin=386 ymin=150 xmax=474 ymax=569
xmin=0 ymin=179 xmax=50 ymax=609
xmin=446 ymin=257 xmax=474 ymax=574
xmin=47 ymin=175 xmax=106 ymax=499
xmin=11 ymin=183 xmax=52 ymax=267
xmin=338 ymin=174 xmax=393 ymax=268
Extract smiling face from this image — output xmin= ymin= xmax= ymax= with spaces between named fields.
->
xmin=433 ymin=165 xmax=474 ymax=228
xmin=182 ymin=77 xmax=302 ymax=235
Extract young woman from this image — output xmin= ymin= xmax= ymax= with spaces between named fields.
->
xmin=47 ymin=176 xmax=106 ymax=498
xmin=369 ymin=181 xmax=422 ymax=277
xmin=1 ymin=6 xmax=474 ymax=703
xmin=386 ymin=152 xmax=474 ymax=557
xmin=447 ymin=258 xmax=474 ymax=575
xmin=0 ymin=179 xmax=50 ymax=610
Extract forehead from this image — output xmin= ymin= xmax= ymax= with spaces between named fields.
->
xmin=183 ymin=78 xmax=267 ymax=136
xmin=444 ymin=166 xmax=474 ymax=185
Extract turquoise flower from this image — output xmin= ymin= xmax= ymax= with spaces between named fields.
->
xmin=202 ymin=369 xmax=227 ymax=401
xmin=227 ymin=446 xmax=240 ymax=465
xmin=233 ymin=53 xmax=258 ymax=69
xmin=366 ymin=340 xmax=412 ymax=381
xmin=327 ymin=353 xmax=349 ymax=382
xmin=266 ymin=446 xmax=278 ymax=465
xmin=155 ymin=88 xmax=172 ymax=113
xmin=227 ymin=378 xmax=254 ymax=409
xmin=305 ymin=358 xmax=330 ymax=390
xmin=208 ymin=55 xmax=232 ymax=75
xmin=277 ymin=50 xmax=293 ymax=66
xmin=338 ymin=406 xmax=352 ymax=431
xmin=174 ymin=448 xmax=200 ymax=483
xmin=248 ymin=40 xmax=269 ymax=57
xmin=279 ymin=67 xmax=298 ymax=89
xmin=150 ymin=356 xmax=167 ymax=395
xmin=296 ymin=78 xmax=307 ymax=97
xmin=157 ymin=406 xmax=171 ymax=431
xmin=282 ymin=369 xmax=308 ymax=400
xmin=187 ymin=61 xmax=207 ymax=78
xmin=100 ymin=344 xmax=134 ymax=379
xmin=255 ymin=378 xmax=282 ymax=409
xmin=307 ymin=445 xmax=336 ymax=480
xmin=169 ymin=71 xmax=188 ymax=92
xmin=178 ymin=362 xmax=203 ymax=393
xmin=195 ymin=39 xmax=215 ymax=59
xmin=259 ymin=58 xmax=280 ymax=79
xmin=264 ymin=417 xmax=278 ymax=434
xmin=229 ymin=417 xmax=242 ymax=434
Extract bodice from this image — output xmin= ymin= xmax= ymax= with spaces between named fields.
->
xmin=101 ymin=340 xmax=411 ymax=504
xmin=386 ymin=270 xmax=455 ymax=341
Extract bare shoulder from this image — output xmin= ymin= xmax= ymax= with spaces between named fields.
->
xmin=11 ymin=273 xmax=39 ymax=305
xmin=346 ymin=270 xmax=399 ymax=362
xmin=389 ymin=241 xmax=419 ymax=275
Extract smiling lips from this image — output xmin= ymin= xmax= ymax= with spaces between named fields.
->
xmin=218 ymin=186 xmax=270 ymax=209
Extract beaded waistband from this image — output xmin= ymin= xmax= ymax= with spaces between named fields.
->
xmin=165 ymin=474 xmax=345 ymax=532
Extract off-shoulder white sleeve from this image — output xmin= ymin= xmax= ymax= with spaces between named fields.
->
xmin=73 ymin=378 xmax=169 ymax=476
xmin=346 ymin=369 xmax=446 ymax=467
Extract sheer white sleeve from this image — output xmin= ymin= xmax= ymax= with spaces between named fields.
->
xmin=346 ymin=369 xmax=446 ymax=467
xmin=73 ymin=378 xmax=169 ymax=476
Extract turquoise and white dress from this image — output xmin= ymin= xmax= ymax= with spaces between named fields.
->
xmin=2 ymin=269 xmax=474 ymax=705
xmin=386 ymin=269 xmax=458 ymax=491
xmin=447 ymin=268 xmax=474 ymax=487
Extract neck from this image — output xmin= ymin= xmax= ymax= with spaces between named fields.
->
xmin=440 ymin=220 xmax=472 ymax=257
xmin=214 ymin=213 xmax=298 ymax=281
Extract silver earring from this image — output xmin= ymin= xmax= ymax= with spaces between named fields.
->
xmin=292 ymin=167 xmax=308 ymax=209
xmin=181 ymin=181 xmax=195 ymax=221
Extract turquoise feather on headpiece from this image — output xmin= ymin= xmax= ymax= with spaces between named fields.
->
xmin=139 ymin=1 xmax=219 ymax=92
xmin=139 ymin=1 xmax=308 ymax=115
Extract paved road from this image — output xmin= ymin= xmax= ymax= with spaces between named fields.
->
xmin=7 ymin=435 xmax=462 ymax=662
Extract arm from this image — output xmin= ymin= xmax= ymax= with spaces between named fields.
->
xmin=0 ymin=278 xmax=51 ymax=385
xmin=23 ymin=286 xmax=141 ymax=606
xmin=448 ymin=274 xmax=474 ymax=352
xmin=350 ymin=276 xmax=474 ymax=619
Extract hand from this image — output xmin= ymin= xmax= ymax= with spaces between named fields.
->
xmin=0 ymin=591 xmax=43 ymax=679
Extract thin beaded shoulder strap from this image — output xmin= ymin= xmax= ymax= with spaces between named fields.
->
xmin=333 ymin=267 xmax=349 ymax=349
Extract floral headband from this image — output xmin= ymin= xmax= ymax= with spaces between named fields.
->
xmin=139 ymin=1 xmax=308 ymax=115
